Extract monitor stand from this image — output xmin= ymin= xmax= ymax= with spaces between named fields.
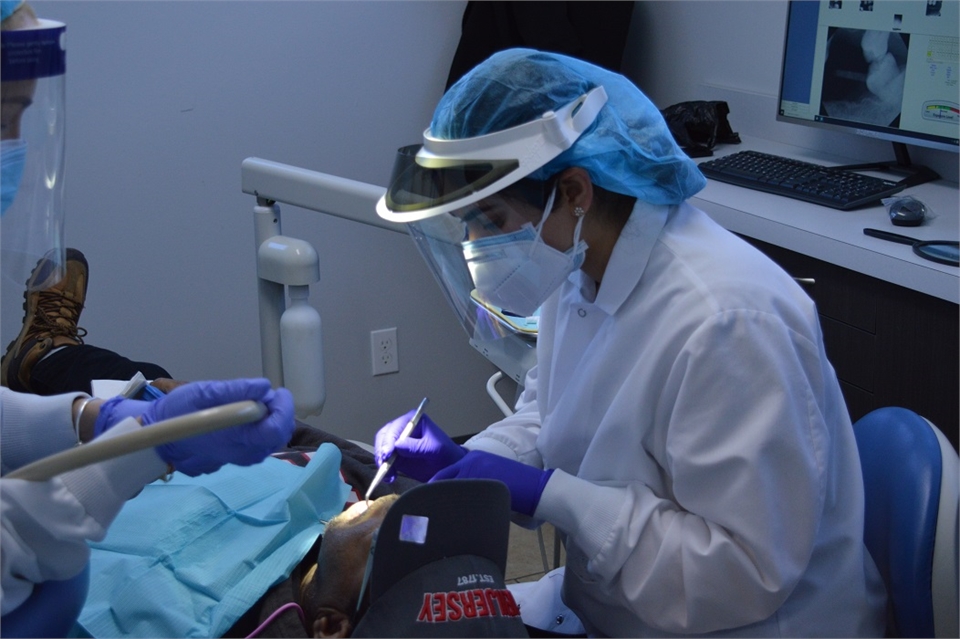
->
xmin=834 ymin=142 xmax=941 ymax=189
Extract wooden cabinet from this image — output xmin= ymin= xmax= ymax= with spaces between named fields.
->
xmin=741 ymin=235 xmax=959 ymax=451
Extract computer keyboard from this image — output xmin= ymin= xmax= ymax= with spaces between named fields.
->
xmin=698 ymin=150 xmax=905 ymax=210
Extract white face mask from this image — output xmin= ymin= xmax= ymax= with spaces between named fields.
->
xmin=462 ymin=187 xmax=587 ymax=317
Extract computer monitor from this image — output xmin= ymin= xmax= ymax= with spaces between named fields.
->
xmin=777 ymin=0 xmax=958 ymax=182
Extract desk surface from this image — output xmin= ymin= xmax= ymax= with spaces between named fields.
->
xmin=691 ymin=135 xmax=959 ymax=304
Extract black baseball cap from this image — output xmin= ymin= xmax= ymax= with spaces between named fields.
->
xmin=352 ymin=479 xmax=528 ymax=637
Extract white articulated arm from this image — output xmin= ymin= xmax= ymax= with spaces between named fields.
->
xmin=244 ymin=158 xmax=404 ymax=419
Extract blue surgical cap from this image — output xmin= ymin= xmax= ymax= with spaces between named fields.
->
xmin=430 ymin=48 xmax=706 ymax=205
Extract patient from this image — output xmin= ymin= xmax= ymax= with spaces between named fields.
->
xmin=3 ymin=234 xmax=518 ymax=639
xmin=298 ymin=496 xmax=399 ymax=638
xmin=230 ymin=482 xmax=527 ymax=639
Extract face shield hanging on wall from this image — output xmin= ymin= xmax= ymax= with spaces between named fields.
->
xmin=1 ymin=18 xmax=67 ymax=292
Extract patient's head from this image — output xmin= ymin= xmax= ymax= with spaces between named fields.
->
xmin=300 ymin=480 xmax=525 ymax=639
xmin=300 ymin=494 xmax=399 ymax=638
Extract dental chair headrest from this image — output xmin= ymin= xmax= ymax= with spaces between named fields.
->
xmin=352 ymin=479 xmax=527 ymax=637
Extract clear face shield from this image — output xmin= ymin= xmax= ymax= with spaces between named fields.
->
xmin=403 ymin=165 xmax=555 ymax=343
xmin=376 ymin=87 xmax=606 ymax=344
xmin=1 ymin=18 xmax=67 ymax=292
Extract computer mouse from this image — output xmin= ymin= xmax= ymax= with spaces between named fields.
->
xmin=889 ymin=198 xmax=925 ymax=227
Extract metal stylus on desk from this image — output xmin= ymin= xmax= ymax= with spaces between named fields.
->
xmin=365 ymin=397 xmax=429 ymax=502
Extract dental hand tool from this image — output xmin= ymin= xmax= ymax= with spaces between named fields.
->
xmin=365 ymin=397 xmax=429 ymax=501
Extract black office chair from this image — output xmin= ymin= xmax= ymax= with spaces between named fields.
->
xmin=853 ymin=407 xmax=959 ymax=638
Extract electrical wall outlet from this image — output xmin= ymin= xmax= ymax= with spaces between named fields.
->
xmin=371 ymin=327 xmax=399 ymax=376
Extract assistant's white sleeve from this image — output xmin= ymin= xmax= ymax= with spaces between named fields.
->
xmin=535 ymin=311 xmax=830 ymax=634
xmin=1 ymin=388 xmax=83 ymax=474
xmin=1 ymin=418 xmax=168 ymax=615
xmin=464 ymin=364 xmax=544 ymax=467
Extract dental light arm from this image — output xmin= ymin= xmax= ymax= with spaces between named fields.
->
xmin=241 ymin=158 xmax=405 ymax=418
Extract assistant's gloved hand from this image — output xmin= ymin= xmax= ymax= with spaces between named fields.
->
xmin=373 ymin=410 xmax=466 ymax=483
xmin=140 ymin=378 xmax=295 ymax=477
xmin=93 ymin=397 xmax=153 ymax=439
xmin=431 ymin=450 xmax=554 ymax=517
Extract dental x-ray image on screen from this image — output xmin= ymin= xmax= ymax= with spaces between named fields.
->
xmin=820 ymin=27 xmax=908 ymax=128
xmin=777 ymin=0 xmax=958 ymax=153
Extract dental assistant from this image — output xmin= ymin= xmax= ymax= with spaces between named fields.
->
xmin=372 ymin=49 xmax=886 ymax=637
xmin=0 ymin=380 xmax=295 ymax=628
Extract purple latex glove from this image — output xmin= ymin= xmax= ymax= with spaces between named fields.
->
xmin=93 ymin=397 xmax=153 ymax=439
xmin=373 ymin=410 xmax=466 ymax=483
xmin=140 ymin=378 xmax=295 ymax=477
xmin=431 ymin=450 xmax=554 ymax=517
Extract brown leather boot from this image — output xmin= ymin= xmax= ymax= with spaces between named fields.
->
xmin=1 ymin=248 xmax=89 ymax=392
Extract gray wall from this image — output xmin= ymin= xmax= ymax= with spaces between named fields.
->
xmin=8 ymin=1 xmax=956 ymax=443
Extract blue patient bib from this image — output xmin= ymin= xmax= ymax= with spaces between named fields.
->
xmin=77 ymin=445 xmax=349 ymax=638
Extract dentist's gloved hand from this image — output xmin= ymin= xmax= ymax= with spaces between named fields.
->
xmin=431 ymin=450 xmax=554 ymax=517
xmin=374 ymin=411 xmax=466 ymax=483
xmin=140 ymin=378 xmax=295 ymax=477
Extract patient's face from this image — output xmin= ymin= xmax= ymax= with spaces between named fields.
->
xmin=300 ymin=494 xmax=399 ymax=638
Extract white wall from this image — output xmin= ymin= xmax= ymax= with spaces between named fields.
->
xmin=7 ymin=1 xmax=955 ymax=442
xmin=626 ymin=0 xmax=789 ymax=104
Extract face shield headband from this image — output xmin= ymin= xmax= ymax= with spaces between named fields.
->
xmin=376 ymin=86 xmax=607 ymax=224
xmin=1 ymin=19 xmax=67 ymax=298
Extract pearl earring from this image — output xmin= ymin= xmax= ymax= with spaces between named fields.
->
xmin=574 ymin=206 xmax=585 ymax=217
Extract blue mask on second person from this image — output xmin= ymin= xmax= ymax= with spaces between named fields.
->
xmin=1 ymin=139 xmax=27 ymax=216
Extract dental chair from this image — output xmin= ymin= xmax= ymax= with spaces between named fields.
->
xmin=853 ymin=407 xmax=959 ymax=638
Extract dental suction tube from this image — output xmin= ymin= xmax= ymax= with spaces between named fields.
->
xmin=7 ymin=401 xmax=267 ymax=481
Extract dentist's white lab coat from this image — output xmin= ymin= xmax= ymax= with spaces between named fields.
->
xmin=0 ymin=388 xmax=166 ymax=615
xmin=467 ymin=201 xmax=886 ymax=637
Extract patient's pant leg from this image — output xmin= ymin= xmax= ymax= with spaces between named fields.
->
xmin=30 ymin=345 xmax=172 ymax=396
